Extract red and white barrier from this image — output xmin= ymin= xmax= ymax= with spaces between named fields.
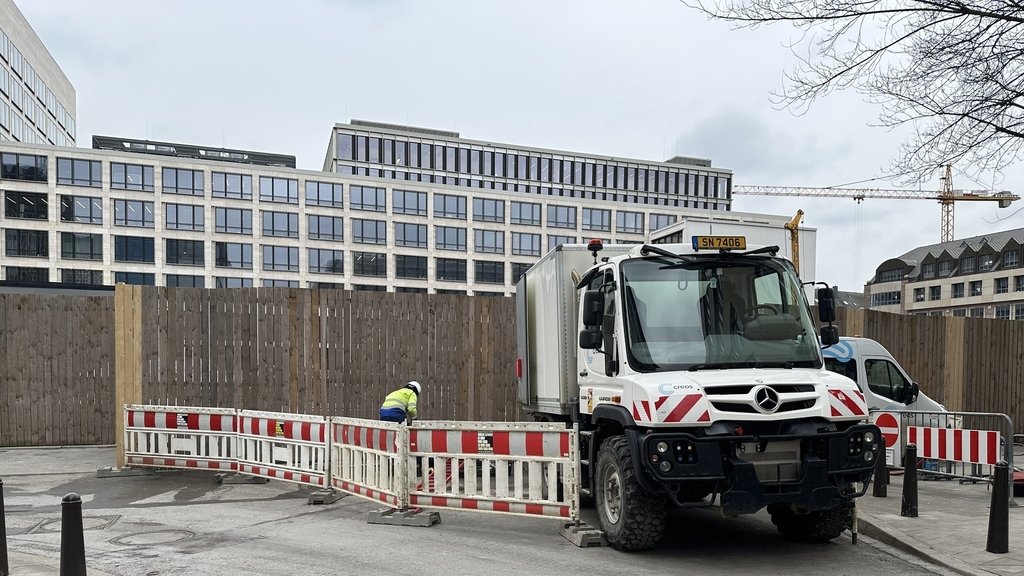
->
xmin=124 ymin=405 xmax=238 ymax=471
xmin=908 ymin=426 xmax=1001 ymax=466
xmin=330 ymin=418 xmax=406 ymax=508
xmin=236 ymin=410 xmax=330 ymax=487
xmin=407 ymin=421 xmax=578 ymax=521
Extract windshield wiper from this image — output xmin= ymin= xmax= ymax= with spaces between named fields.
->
xmin=687 ymin=362 xmax=732 ymax=372
xmin=687 ymin=361 xmax=795 ymax=371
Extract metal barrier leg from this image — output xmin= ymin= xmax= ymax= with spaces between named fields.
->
xmin=987 ymin=461 xmax=1009 ymax=554
xmin=872 ymin=450 xmax=887 ymax=498
xmin=59 ymin=493 xmax=86 ymax=576
xmin=1 ymin=479 xmax=9 ymax=576
xmin=901 ymin=444 xmax=919 ymax=518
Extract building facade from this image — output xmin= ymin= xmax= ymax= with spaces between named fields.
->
xmin=0 ymin=0 xmax=75 ymax=146
xmin=0 ymin=129 xmax=735 ymax=294
xmin=865 ymin=229 xmax=1024 ymax=319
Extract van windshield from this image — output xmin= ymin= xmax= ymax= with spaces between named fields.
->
xmin=619 ymin=255 xmax=822 ymax=373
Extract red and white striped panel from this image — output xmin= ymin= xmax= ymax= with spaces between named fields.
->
xmin=126 ymin=456 xmax=238 ymax=471
xmin=332 ymin=480 xmax=399 ymax=507
xmin=908 ymin=426 xmax=1001 ymax=465
xmin=486 ymin=430 xmax=569 ymax=458
xmin=238 ymin=415 xmax=326 ymax=443
xmin=336 ymin=423 xmax=399 ymax=454
xmin=126 ymin=408 xmax=236 ymax=432
xmin=633 ymin=394 xmax=710 ymax=424
xmin=237 ymin=464 xmax=326 ymax=487
xmin=828 ymin=389 xmax=866 ymax=418
xmin=409 ymin=429 xmax=482 ymax=455
xmin=409 ymin=494 xmax=570 ymax=519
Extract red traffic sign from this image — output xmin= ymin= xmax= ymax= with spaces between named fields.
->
xmin=874 ymin=412 xmax=900 ymax=448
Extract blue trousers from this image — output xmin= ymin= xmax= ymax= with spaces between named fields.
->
xmin=379 ymin=408 xmax=406 ymax=423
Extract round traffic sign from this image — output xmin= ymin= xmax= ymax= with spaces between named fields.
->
xmin=874 ymin=412 xmax=900 ymax=448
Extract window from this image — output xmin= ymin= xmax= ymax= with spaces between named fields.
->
xmin=996 ymin=305 xmax=1011 ymax=320
xmin=61 ymin=232 xmax=102 ymax=260
xmin=511 ymin=232 xmax=541 ymax=256
xmin=864 ymin=359 xmax=909 ymax=402
xmin=1017 ymin=305 xmax=1024 ymax=321
xmin=435 ymin=194 xmax=467 ymax=219
xmin=475 ymin=261 xmax=504 ymax=284
xmin=616 ymin=211 xmax=643 ymax=234
xmin=162 ymin=168 xmax=204 ymax=196
xmin=114 ymin=272 xmax=155 ymax=286
xmin=876 ymin=268 xmax=902 ymax=283
xmin=165 ymin=203 xmax=204 ymax=231
xmin=166 ymin=274 xmax=204 ymax=288
xmin=350 ymin=185 xmax=386 ymax=212
xmin=511 ymin=263 xmax=531 ymax=284
xmin=996 ymin=277 xmax=1009 ymax=294
xmin=396 ymin=223 xmax=427 ymax=248
xmin=262 ymin=211 xmax=299 ymax=238
xmin=264 ymin=279 xmax=298 ymax=288
xmin=215 ymin=207 xmax=252 ymax=235
xmin=979 ymin=254 xmax=994 ymax=272
xmin=166 ymin=239 xmax=204 ymax=266
xmin=913 ymin=288 xmax=925 ymax=302
xmin=649 ymin=213 xmax=677 ymax=232
xmin=961 ymin=255 xmax=975 ymax=274
xmin=511 ymin=201 xmax=540 ymax=225
xmin=61 ymin=195 xmax=103 ymax=224
xmin=1004 ymin=250 xmax=1020 ymax=268
xmin=1 ymin=152 xmax=47 ymax=181
xmin=309 ymin=248 xmax=345 ymax=274
xmin=952 ymin=283 xmax=964 ymax=298
xmin=436 ymin=258 xmax=467 ymax=282
xmin=110 ymin=163 xmax=154 ymax=191
xmin=397 ymin=286 xmax=427 ymax=294
xmin=582 ymin=208 xmax=611 ymax=232
xmin=929 ymin=286 xmax=940 ymax=301
xmin=262 ymin=245 xmax=299 ymax=272
xmin=396 ymin=255 xmax=427 ymax=279
xmin=1016 ymin=276 xmax=1024 ymax=292
xmin=870 ymin=291 xmax=901 ymax=306
xmin=969 ymin=280 xmax=982 ymax=296
xmin=113 ymin=198 xmax=154 ymax=227
xmin=61 ymin=269 xmax=103 ymax=285
xmin=922 ymin=262 xmax=935 ymax=279
xmin=938 ymin=260 xmax=953 ymax=277
xmin=393 ymin=189 xmax=427 ymax=215
xmin=473 ymin=198 xmax=504 ymax=223
xmin=475 ymin=229 xmax=504 ymax=254
xmin=5 ymin=229 xmax=47 ymax=257
xmin=212 ymin=172 xmax=252 ymax=199
xmin=353 ymin=218 xmax=386 ymax=244
xmin=56 ymin=158 xmax=101 ymax=187
xmin=547 ymin=205 xmax=576 ymax=229
xmin=6 ymin=266 xmax=48 ymax=282
xmin=952 ymin=309 xmax=967 ymax=318
xmin=216 ymin=277 xmax=253 ymax=288
xmin=114 ymin=236 xmax=155 ymax=263
xmin=5 ymin=191 xmax=48 ymax=220
xmin=259 ymin=176 xmax=298 ymax=204
xmin=355 ymin=284 xmax=387 ymax=292
xmin=215 ymin=242 xmax=253 ymax=269
xmin=305 ymin=181 xmax=343 ymax=208
xmin=437 ymin=226 xmax=467 ymax=251
xmin=548 ymin=234 xmax=576 ymax=251
xmin=308 ymin=215 xmax=344 ymax=241
xmin=970 ymin=307 xmax=985 ymax=318
xmin=353 ymin=251 xmax=386 ymax=277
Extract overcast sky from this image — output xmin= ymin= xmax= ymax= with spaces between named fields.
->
xmin=18 ymin=0 xmax=1024 ymax=293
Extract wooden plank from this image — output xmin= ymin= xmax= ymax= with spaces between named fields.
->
xmin=289 ymin=289 xmax=299 ymax=412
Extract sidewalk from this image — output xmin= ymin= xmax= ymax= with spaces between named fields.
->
xmin=856 ymin=473 xmax=1024 ymax=576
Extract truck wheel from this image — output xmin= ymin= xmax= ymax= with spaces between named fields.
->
xmin=770 ymin=504 xmax=851 ymax=543
xmin=595 ymin=435 xmax=667 ymax=551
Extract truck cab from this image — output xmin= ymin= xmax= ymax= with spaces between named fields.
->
xmin=822 ymin=337 xmax=945 ymax=414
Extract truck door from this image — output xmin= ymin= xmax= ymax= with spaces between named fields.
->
xmin=579 ymin=268 xmax=621 ymax=404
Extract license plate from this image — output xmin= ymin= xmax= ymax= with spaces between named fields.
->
xmin=691 ymin=235 xmax=747 ymax=251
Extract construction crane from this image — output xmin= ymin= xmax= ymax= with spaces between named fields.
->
xmin=733 ymin=165 xmax=1019 ymax=243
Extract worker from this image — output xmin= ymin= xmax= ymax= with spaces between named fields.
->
xmin=379 ymin=381 xmax=421 ymax=424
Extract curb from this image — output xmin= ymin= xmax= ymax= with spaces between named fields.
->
xmin=857 ymin=512 xmax=996 ymax=576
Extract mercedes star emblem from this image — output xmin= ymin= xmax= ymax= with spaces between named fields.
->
xmin=754 ymin=385 xmax=781 ymax=413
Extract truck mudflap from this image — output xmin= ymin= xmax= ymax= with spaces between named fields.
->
xmin=625 ymin=423 xmax=881 ymax=515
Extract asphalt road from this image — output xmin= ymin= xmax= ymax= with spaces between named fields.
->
xmin=1 ymin=446 xmax=953 ymax=576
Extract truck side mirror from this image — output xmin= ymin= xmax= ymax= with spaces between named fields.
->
xmin=819 ymin=325 xmax=839 ymax=347
xmin=579 ymin=328 xmax=602 ymax=350
xmin=903 ymin=381 xmax=920 ymax=404
xmin=817 ymin=286 xmax=836 ymax=323
xmin=581 ymin=290 xmax=604 ymax=327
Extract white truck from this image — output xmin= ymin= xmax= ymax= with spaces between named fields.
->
xmin=515 ymin=239 xmax=881 ymax=550
xmin=822 ymin=337 xmax=946 ymax=414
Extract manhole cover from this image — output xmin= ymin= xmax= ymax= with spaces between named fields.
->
xmin=29 ymin=515 xmax=120 ymax=534
xmin=111 ymin=530 xmax=195 ymax=546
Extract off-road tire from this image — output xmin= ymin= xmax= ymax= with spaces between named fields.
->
xmin=770 ymin=503 xmax=852 ymax=543
xmin=595 ymin=435 xmax=667 ymax=551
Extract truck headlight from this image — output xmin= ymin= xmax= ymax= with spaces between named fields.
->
xmin=659 ymin=460 xmax=672 ymax=472
xmin=864 ymin=451 xmax=875 ymax=462
xmin=656 ymin=441 xmax=669 ymax=454
xmin=864 ymin=431 xmax=875 ymax=444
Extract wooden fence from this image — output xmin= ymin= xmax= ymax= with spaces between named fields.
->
xmin=3 ymin=287 xmax=1024 ymax=448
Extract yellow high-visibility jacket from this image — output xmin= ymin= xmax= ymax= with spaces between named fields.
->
xmin=380 ymin=388 xmax=418 ymax=419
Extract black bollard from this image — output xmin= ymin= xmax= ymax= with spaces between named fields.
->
xmin=1 ymin=479 xmax=9 ymax=576
xmin=872 ymin=448 xmax=888 ymax=498
xmin=987 ymin=460 xmax=1009 ymax=554
xmin=901 ymin=444 xmax=919 ymax=517
xmin=60 ymin=492 xmax=86 ymax=576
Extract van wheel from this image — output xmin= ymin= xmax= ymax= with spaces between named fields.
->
xmin=595 ymin=435 xmax=666 ymax=551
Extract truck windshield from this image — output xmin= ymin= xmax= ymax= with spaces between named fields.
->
xmin=619 ymin=255 xmax=822 ymax=372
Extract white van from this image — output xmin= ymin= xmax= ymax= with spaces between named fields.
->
xmin=821 ymin=337 xmax=947 ymax=414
